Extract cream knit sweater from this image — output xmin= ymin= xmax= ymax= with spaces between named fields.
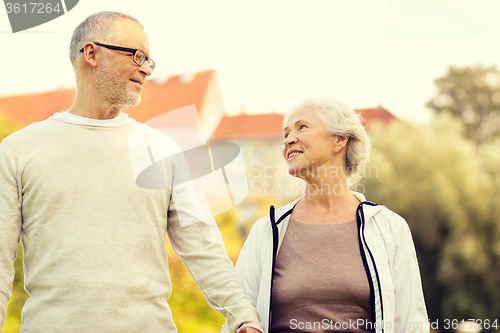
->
xmin=0 ymin=112 xmax=262 ymax=333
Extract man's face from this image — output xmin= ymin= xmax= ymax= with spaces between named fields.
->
xmin=93 ymin=19 xmax=152 ymax=107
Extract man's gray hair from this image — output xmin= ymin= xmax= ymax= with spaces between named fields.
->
xmin=69 ymin=11 xmax=143 ymax=69
xmin=284 ymin=97 xmax=372 ymax=184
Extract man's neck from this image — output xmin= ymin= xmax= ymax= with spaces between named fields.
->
xmin=68 ymin=90 xmax=124 ymax=120
xmin=68 ymin=106 xmax=123 ymax=120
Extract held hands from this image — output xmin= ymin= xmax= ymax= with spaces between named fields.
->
xmin=236 ymin=326 xmax=262 ymax=333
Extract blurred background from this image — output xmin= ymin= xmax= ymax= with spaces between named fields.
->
xmin=1 ymin=0 xmax=500 ymax=332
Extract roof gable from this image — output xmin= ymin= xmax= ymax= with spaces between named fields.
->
xmin=125 ymin=70 xmax=214 ymax=122
xmin=358 ymin=106 xmax=397 ymax=126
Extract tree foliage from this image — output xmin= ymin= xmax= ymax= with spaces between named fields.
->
xmin=364 ymin=117 xmax=500 ymax=332
xmin=427 ymin=64 xmax=500 ymax=145
xmin=0 ymin=114 xmax=18 ymax=143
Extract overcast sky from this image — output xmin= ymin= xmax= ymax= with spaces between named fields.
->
xmin=1 ymin=0 xmax=500 ymax=123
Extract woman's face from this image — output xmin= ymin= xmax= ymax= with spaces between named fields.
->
xmin=282 ymin=107 xmax=342 ymax=180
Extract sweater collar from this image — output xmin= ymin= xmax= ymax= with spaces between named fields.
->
xmin=51 ymin=111 xmax=135 ymax=127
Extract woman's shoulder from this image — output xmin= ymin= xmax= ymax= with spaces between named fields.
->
xmin=373 ymin=205 xmax=406 ymax=224
xmin=368 ymin=204 xmax=415 ymax=242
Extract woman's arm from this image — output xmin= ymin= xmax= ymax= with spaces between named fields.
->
xmin=392 ymin=216 xmax=429 ymax=333
xmin=222 ymin=220 xmax=266 ymax=333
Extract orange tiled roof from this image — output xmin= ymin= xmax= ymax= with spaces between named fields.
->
xmin=126 ymin=70 xmax=214 ymax=123
xmin=358 ymin=106 xmax=397 ymax=125
xmin=212 ymin=106 xmax=397 ymax=141
xmin=0 ymin=89 xmax=75 ymax=127
xmin=212 ymin=113 xmax=284 ymax=141
xmin=0 ymin=70 xmax=215 ymax=127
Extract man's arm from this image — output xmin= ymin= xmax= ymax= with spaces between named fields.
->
xmin=137 ymin=126 xmax=263 ymax=332
xmin=165 ymin=182 xmax=263 ymax=333
xmin=0 ymin=139 xmax=23 ymax=328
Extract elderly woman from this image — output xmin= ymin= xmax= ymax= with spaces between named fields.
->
xmin=223 ymin=97 xmax=428 ymax=333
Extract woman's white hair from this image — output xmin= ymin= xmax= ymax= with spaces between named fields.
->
xmin=284 ymin=97 xmax=371 ymax=184
xmin=69 ymin=11 xmax=143 ymax=70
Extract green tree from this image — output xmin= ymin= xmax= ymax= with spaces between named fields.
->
xmin=1 ymin=244 xmax=28 ymax=333
xmin=364 ymin=116 xmax=500 ymax=332
xmin=0 ymin=114 xmax=18 ymax=142
xmin=427 ymin=64 xmax=500 ymax=146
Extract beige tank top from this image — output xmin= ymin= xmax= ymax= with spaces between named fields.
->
xmin=270 ymin=218 xmax=372 ymax=333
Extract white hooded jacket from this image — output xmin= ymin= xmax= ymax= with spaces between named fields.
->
xmin=223 ymin=192 xmax=429 ymax=333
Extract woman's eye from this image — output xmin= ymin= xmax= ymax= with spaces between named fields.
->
xmin=299 ymin=124 xmax=307 ymax=130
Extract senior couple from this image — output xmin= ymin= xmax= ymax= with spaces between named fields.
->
xmin=0 ymin=11 xmax=428 ymax=333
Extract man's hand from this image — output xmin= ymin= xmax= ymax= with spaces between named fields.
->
xmin=236 ymin=326 xmax=262 ymax=333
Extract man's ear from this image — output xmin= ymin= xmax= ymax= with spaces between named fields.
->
xmin=82 ymin=43 xmax=98 ymax=68
xmin=333 ymin=135 xmax=349 ymax=153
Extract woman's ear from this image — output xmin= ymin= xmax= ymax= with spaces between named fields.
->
xmin=333 ymin=135 xmax=349 ymax=153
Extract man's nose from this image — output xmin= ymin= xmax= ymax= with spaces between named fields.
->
xmin=139 ymin=62 xmax=153 ymax=77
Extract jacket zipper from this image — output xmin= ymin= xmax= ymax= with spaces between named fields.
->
xmin=357 ymin=201 xmax=384 ymax=333
xmin=268 ymin=205 xmax=292 ymax=333
xmin=268 ymin=202 xmax=383 ymax=333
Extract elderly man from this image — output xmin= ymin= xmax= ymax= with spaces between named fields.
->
xmin=0 ymin=11 xmax=262 ymax=333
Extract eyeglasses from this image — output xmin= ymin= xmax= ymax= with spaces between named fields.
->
xmin=80 ymin=42 xmax=155 ymax=72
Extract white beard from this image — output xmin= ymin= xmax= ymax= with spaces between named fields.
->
xmin=93 ymin=60 xmax=141 ymax=107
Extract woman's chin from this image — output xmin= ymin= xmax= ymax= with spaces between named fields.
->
xmin=287 ymin=165 xmax=306 ymax=179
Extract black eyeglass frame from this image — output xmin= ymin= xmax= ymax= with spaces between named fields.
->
xmin=80 ymin=42 xmax=155 ymax=71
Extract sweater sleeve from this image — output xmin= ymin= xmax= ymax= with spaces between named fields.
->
xmin=165 ymin=181 xmax=263 ymax=333
xmin=0 ymin=139 xmax=23 ymax=328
